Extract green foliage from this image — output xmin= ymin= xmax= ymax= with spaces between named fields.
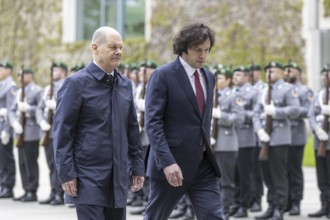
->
xmin=325 ymin=0 xmax=330 ymax=17
xmin=303 ymin=135 xmax=316 ymax=167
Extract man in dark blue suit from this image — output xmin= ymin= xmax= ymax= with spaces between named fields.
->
xmin=53 ymin=27 xmax=145 ymax=220
xmin=144 ymin=23 xmax=223 ymax=220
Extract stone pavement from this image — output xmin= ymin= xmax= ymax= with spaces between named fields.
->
xmin=0 ymin=147 xmax=325 ymax=220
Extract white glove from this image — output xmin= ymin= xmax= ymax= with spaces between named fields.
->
xmin=321 ymin=104 xmax=330 ymax=116
xmin=1 ymin=131 xmax=10 ymax=145
xmin=45 ymin=99 xmax=56 ymax=110
xmin=0 ymin=108 xmax=8 ymax=117
xmin=315 ymin=127 xmax=329 ymax=141
xmin=39 ymin=120 xmax=51 ymax=131
xmin=210 ymin=137 xmax=216 ymax=145
xmin=136 ymin=99 xmax=145 ymax=112
xmin=12 ymin=121 xmax=23 ymax=134
xmin=18 ymin=101 xmax=31 ymax=112
xmin=264 ymin=103 xmax=276 ymax=117
xmin=257 ymin=129 xmax=270 ymax=142
xmin=212 ymin=107 xmax=222 ymax=119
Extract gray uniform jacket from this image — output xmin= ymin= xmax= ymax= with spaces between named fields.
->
xmin=36 ymin=79 xmax=65 ymax=139
xmin=253 ymin=80 xmax=266 ymax=92
xmin=235 ymin=83 xmax=259 ymax=148
xmin=308 ymin=89 xmax=330 ymax=150
xmin=253 ymin=79 xmax=300 ymax=146
xmin=9 ymin=82 xmax=43 ymax=141
xmin=0 ymin=77 xmax=17 ymax=137
xmin=289 ymin=82 xmax=313 ymax=146
xmin=214 ymin=87 xmax=244 ymax=152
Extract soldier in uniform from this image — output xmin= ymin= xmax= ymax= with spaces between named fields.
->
xmin=253 ymin=61 xmax=300 ymax=220
xmin=36 ymin=61 xmax=67 ymax=205
xmin=9 ymin=68 xmax=43 ymax=202
xmin=307 ymin=65 xmax=330 ymax=218
xmin=212 ymin=65 xmax=244 ymax=220
xmin=0 ymin=61 xmax=17 ymax=198
xmin=249 ymin=64 xmax=265 ymax=212
xmin=283 ymin=62 xmax=313 ymax=215
xmin=231 ymin=66 xmax=259 ymax=218
xmin=130 ymin=60 xmax=157 ymax=215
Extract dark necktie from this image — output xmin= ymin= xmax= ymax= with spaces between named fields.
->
xmin=102 ymin=74 xmax=114 ymax=86
xmin=194 ymin=70 xmax=205 ymax=115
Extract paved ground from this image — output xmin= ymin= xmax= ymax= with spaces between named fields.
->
xmin=0 ymin=147 xmax=325 ymax=220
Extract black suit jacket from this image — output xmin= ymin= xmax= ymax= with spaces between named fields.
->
xmin=145 ymin=57 xmax=221 ymax=182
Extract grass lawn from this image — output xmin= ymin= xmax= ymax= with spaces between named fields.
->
xmin=303 ymin=135 xmax=316 ymax=167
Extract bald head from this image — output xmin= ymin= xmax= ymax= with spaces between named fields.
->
xmin=90 ymin=26 xmax=123 ymax=73
xmin=91 ymin=26 xmax=121 ymax=46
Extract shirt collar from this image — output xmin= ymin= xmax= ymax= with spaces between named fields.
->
xmin=179 ymin=56 xmax=199 ymax=77
xmin=93 ymin=60 xmax=114 ymax=76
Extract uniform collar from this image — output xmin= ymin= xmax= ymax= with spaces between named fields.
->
xmin=0 ymin=76 xmax=13 ymax=86
xmin=272 ymin=79 xmax=284 ymax=88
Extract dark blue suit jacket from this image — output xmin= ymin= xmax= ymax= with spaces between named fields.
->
xmin=53 ymin=61 xmax=144 ymax=208
xmin=145 ymin=57 xmax=221 ymax=182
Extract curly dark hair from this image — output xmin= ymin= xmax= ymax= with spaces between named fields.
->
xmin=173 ymin=23 xmax=215 ymax=56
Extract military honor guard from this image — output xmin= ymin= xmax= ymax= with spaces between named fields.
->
xmin=249 ymin=64 xmax=265 ymax=212
xmin=130 ymin=60 xmax=157 ymax=216
xmin=231 ymin=65 xmax=259 ymax=218
xmin=212 ymin=65 xmax=244 ymax=220
xmin=283 ymin=61 xmax=313 ymax=215
xmin=36 ymin=61 xmax=67 ymax=205
xmin=9 ymin=68 xmax=43 ymax=202
xmin=253 ymin=61 xmax=300 ymax=220
xmin=307 ymin=65 xmax=330 ymax=218
xmin=0 ymin=61 xmax=17 ymax=198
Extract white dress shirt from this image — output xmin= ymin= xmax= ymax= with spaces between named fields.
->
xmin=179 ymin=56 xmax=207 ymax=100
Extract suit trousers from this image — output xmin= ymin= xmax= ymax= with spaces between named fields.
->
xmin=260 ymin=145 xmax=289 ymax=210
xmin=288 ymin=145 xmax=304 ymax=204
xmin=314 ymin=150 xmax=330 ymax=204
xmin=144 ymin=157 xmax=223 ymax=220
xmin=236 ymin=147 xmax=254 ymax=208
xmin=76 ymin=204 xmax=125 ymax=220
xmin=215 ymin=151 xmax=237 ymax=213
xmin=0 ymin=138 xmax=15 ymax=188
xmin=18 ymin=140 xmax=40 ymax=192
xmin=251 ymin=145 xmax=264 ymax=201
xmin=44 ymin=138 xmax=62 ymax=194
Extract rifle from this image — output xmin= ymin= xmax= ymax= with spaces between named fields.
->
xmin=259 ymin=68 xmax=273 ymax=161
xmin=16 ymin=66 xmax=25 ymax=148
xmin=211 ymin=83 xmax=219 ymax=150
xmin=250 ymin=62 xmax=255 ymax=85
xmin=318 ymin=64 xmax=330 ymax=157
xmin=139 ymin=59 xmax=147 ymax=130
xmin=41 ymin=66 xmax=54 ymax=147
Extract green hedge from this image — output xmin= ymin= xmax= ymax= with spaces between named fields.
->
xmin=303 ymin=135 xmax=315 ymax=167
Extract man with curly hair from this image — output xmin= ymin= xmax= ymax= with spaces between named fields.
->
xmin=144 ymin=23 xmax=223 ymax=220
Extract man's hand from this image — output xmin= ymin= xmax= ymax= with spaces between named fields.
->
xmin=62 ymin=178 xmax=77 ymax=197
xmin=0 ymin=108 xmax=8 ymax=117
xmin=321 ymin=104 xmax=330 ymax=116
xmin=131 ymin=176 xmax=144 ymax=192
xmin=264 ymin=103 xmax=276 ymax=117
xmin=18 ymin=101 xmax=30 ymax=112
xmin=12 ymin=121 xmax=23 ymax=134
xmin=45 ymin=99 xmax=56 ymax=110
xmin=1 ymin=131 xmax=10 ymax=145
xmin=163 ymin=164 xmax=183 ymax=187
xmin=39 ymin=120 xmax=51 ymax=131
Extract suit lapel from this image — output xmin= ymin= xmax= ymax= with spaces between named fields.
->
xmin=173 ymin=58 xmax=202 ymax=119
